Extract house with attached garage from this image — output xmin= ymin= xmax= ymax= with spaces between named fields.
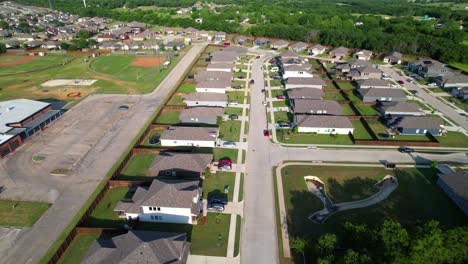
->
xmin=149 ymin=152 xmax=213 ymax=178
xmin=290 ymin=42 xmax=308 ymax=53
xmin=451 ymin=87 xmax=468 ymax=100
xmin=160 ymin=126 xmax=218 ymax=147
xmin=353 ymin=49 xmax=373 ymax=61
xmin=207 ymin=63 xmax=234 ymax=72
xmin=195 ymin=79 xmax=231 ymax=94
xmin=335 ymin=60 xmax=372 ymax=73
xmin=283 ymin=64 xmax=313 ymax=79
xmin=210 ymin=51 xmax=239 ymax=64
xmin=82 ymin=230 xmax=189 ymax=263
xmin=356 ymin=79 xmax=391 ymax=89
xmin=346 ymin=65 xmax=382 ymax=80
xmin=183 ymin=93 xmax=227 ymax=107
xmin=379 ymin=102 xmax=424 ymax=116
xmin=280 ymin=50 xmax=300 ymax=60
xmin=254 ymin=37 xmax=269 ymax=47
xmin=179 ymin=107 xmax=224 ymax=125
xmin=295 ymin=115 xmax=354 ymax=134
xmin=114 ymin=179 xmax=201 ymax=224
xmin=287 ymin=88 xmax=324 ymax=100
xmin=437 ymin=170 xmax=468 ymax=216
xmin=292 ymin=100 xmax=343 ymax=115
xmin=392 ymin=116 xmax=444 ymax=135
xmin=286 ymin=77 xmax=326 ymax=89
xmin=383 ymin=51 xmax=403 ymax=64
xmin=330 ymin=46 xmax=349 ymax=59
xmin=408 ymin=58 xmax=454 ymax=79
xmin=438 ymin=75 xmax=468 ymax=89
xmin=195 ymin=70 xmax=233 ymax=82
xmin=214 ymin=31 xmax=227 ymax=43
xmin=308 ymin=44 xmax=327 ymax=55
xmin=271 ymin=39 xmax=289 ymax=50
xmin=235 ymin=35 xmax=249 ymax=45
xmin=358 ymin=88 xmax=406 ymax=102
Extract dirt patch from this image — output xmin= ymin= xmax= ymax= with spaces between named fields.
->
xmin=131 ymin=57 xmax=166 ymax=67
xmin=0 ymin=57 xmax=36 ymax=66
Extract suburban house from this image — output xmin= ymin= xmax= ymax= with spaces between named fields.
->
xmin=254 ymin=37 xmax=269 ymax=47
xmin=183 ymin=93 xmax=228 ymax=107
xmin=114 ymin=179 xmax=201 ymax=224
xmin=292 ymin=100 xmax=343 ymax=115
xmin=195 ymin=79 xmax=230 ymax=94
xmin=286 ymin=77 xmax=326 ymax=89
xmin=131 ymin=30 xmax=158 ymax=41
xmin=356 ymin=79 xmax=391 ymax=89
xmin=280 ymin=50 xmax=300 ymax=60
xmin=96 ymin=33 xmax=117 ymax=42
xmin=393 ymin=116 xmax=444 ymax=135
xmin=379 ymin=102 xmax=424 ymax=116
xmin=166 ymin=42 xmax=185 ymax=51
xmin=41 ymin=40 xmax=59 ymax=50
xmin=287 ymin=88 xmax=324 ymax=100
xmin=210 ymin=51 xmax=238 ymax=64
xmin=383 ymin=51 xmax=403 ymax=64
xmin=0 ymin=99 xmax=62 ymax=158
xmin=0 ymin=39 xmax=20 ymax=48
xmin=82 ymin=231 xmax=189 ymax=263
xmin=330 ymin=46 xmax=350 ymax=58
xmin=207 ymin=63 xmax=234 ymax=72
xmin=437 ymin=170 xmax=468 ymax=216
xmin=283 ymin=64 xmax=313 ymax=79
xmin=335 ymin=60 xmax=372 ymax=73
xmin=290 ymin=42 xmax=308 ymax=52
xmin=160 ymin=126 xmax=218 ymax=147
xmin=346 ymin=66 xmax=382 ymax=80
xmin=235 ymin=35 xmax=248 ymax=45
xmin=295 ymin=115 xmax=354 ymax=134
xmin=271 ymin=40 xmax=289 ymax=50
xmin=358 ymin=88 xmax=406 ymax=102
xmin=308 ymin=44 xmax=327 ymax=55
xmin=353 ymin=50 xmax=373 ymax=60
xmin=127 ymin=21 xmax=147 ymax=30
xmin=408 ymin=58 xmax=454 ymax=79
xmin=195 ymin=71 xmax=233 ymax=82
xmin=438 ymin=75 xmax=468 ymax=89
xmin=149 ymin=152 xmax=213 ymax=178
xmin=214 ymin=31 xmax=227 ymax=43
xmin=179 ymin=107 xmax=224 ymax=125
xmin=451 ymin=87 xmax=468 ymax=100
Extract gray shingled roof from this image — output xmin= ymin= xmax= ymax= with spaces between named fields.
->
xmin=272 ymin=39 xmax=290 ymax=46
xmin=287 ymin=88 xmax=324 ymax=99
xmin=210 ymin=51 xmax=239 ymax=63
xmin=293 ymin=100 xmax=343 ymax=115
xmin=284 ymin=64 xmax=311 ymax=72
xmin=309 ymin=44 xmax=327 ymax=51
xmin=183 ymin=92 xmax=227 ymax=102
xmin=295 ymin=115 xmax=353 ymax=129
xmin=287 ymin=77 xmax=326 ymax=86
xmin=196 ymin=79 xmax=230 ymax=89
xmin=358 ymin=88 xmax=406 ymax=98
xmin=290 ymin=42 xmax=308 ymax=49
xmin=149 ymin=152 xmax=213 ymax=177
xmin=280 ymin=50 xmax=300 ymax=59
xmin=221 ymin=46 xmax=248 ymax=54
xmin=444 ymin=75 xmax=468 ymax=85
xmin=82 ymin=230 xmax=189 ymax=264
xmin=398 ymin=116 xmax=444 ymax=130
xmin=439 ymin=170 xmax=468 ymax=201
xmin=179 ymin=107 xmax=224 ymax=120
xmin=207 ymin=63 xmax=234 ymax=70
xmin=356 ymin=79 xmax=391 ymax=88
xmin=160 ymin=126 xmax=218 ymax=141
xmin=380 ymin=102 xmax=422 ymax=114
xmin=195 ymin=70 xmax=233 ymax=82
xmin=331 ymin=46 xmax=349 ymax=55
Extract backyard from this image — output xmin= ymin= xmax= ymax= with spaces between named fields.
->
xmin=118 ymin=153 xmax=158 ymax=180
xmin=0 ymin=201 xmax=50 ymax=226
xmin=276 ymin=130 xmax=354 ymax=145
xmin=351 ymin=119 xmax=374 ymax=140
xmin=155 ymin=109 xmax=181 ymax=124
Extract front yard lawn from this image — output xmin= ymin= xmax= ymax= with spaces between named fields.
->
xmin=427 ymin=87 xmax=447 ymax=94
xmin=274 ymin=111 xmax=293 ymax=123
xmin=324 ymin=92 xmax=346 ymax=101
xmin=351 ymin=120 xmax=374 ymax=140
xmin=219 ymin=120 xmax=242 ymax=142
xmin=407 ymin=99 xmax=431 ymax=111
xmin=84 ymin=186 xmax=131 ymax=228
xmin=436 ymin=131 xmax=468 ymax=148
xmin=276 ymin=130 xmax=353 ymax=145
xmin=190 ymin=213 xmax=231 ymax=256
xmin=231 ymin=80 xmax=245 ymax=88
xmin=224 ymin=107 xmax=243 ymax=116
xmin=337 ymin=82 xmax=355 ymax=90
xmin=155 ymin=110 xmax=181 ymax=124
xmin=213 ymin=148 xmax=239 ymax=163
xmin=203 ymin=171 xmax=236 ymax=202
xmin=227 ymin=91 xmax=245 ymax=103
xmin=177 ymin=84 xmax=196 ymax=93
xmin=234 ymin=71 xmax=247 ymax=79
xmin=272 ymin=100 xmax=288 ymax=108
xmin=341 ymin=104 xmax=357 ymax=115
xmin=270 ymin=89 xmax=286 ymax=98
xmin=0 ymin=201 xmax=50 ymax=226
xmin=119 ymin=153 xmax=158 ymax=179
xmin=442 ymin=96 xmax=468 ymax=110
xmin=270 ymin=80 xmax=282 ymax=87
xmin=354 ymin=104 xmax=379 ymax=116
xmin=236 ymin=64 xmax=248 ymax=70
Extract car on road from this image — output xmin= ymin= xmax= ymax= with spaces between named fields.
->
xmin=263 ymin=129 xmax=270 ymax=137
xmin=410 ymin=90 xmax=418 ymax=95
xmin=262 ymin=101 xmax=267 ymax=106
xmin=276 ymin=95 xmax=286 ymax=99
xmin=398 ymin=146 xmax=414 ymax=153
xmin=222 ymin=141 xmax=237 ymax=148
xmin=250 ymin=79 xmax=255 ymax=84
xmin=232 ymin=85 xmax=243 ymax=89
xmin=407 ymin=78 xmax=414 ymax=83
xmin=118 ymin=105 xmax=129 ymax=110
xmin=256 ymin=55 xmax=260 ymax=59
xmin=228 ymin=114 xmax=239 ymax=120
xmin=207 ymin=203 xmax=224 ymax=212
xmin=229 ymin=100 xmax=239 ymax=106
xmin=384 ymin=161 xmax=396 ymax=169
xmin=397 ymin=80 xmax=404 ymax=85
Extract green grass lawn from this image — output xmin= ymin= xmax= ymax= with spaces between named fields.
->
xmin=234 ymin=71 xmax=247 ymax=79
xmin=442 ymin=96 xmax=468 ymax=110
xmin=449 ymin=62 xmax=468 ymax=73
xmin=219 ymin=120 xmax=242 ymax=142
xmin=351 ymin=120 xmax=374 ymax=140
xmin=407 ymin=99 xmax=431 ymax=111
xmin=273 ymin=100 xmax=288 ymax=108
xmin=354 ymin=104 xmax=379 ymax=116
xmin=280 ymin=165 xmax=467 ymax=242
xmin=234 ymin=215 xmax=241 ymax=257
xmin=0 ymin=55 xmax=73 ymax=75
xmin=344 ymin=91 xmax=361 ymax=102
xmin=155 ymin=110 xmax=181 ymax=124
xmin=276 ymin=130 xmax=353 ymax=145
xmin=367 ymin=120 xmax=432 ymax=141
xmin=341 ymin=104 xmax=357 ymax=115
xmin=167 ymin=94 xmax=186 ymax=106
xmin=231 ymin=80 xmax=245 ymax=88
xmin=337 ymin=82 xmax=355 ymax=90
xmin=224 ymin=107 xmax=243 ymax=116
xmin=177 ymin=84 xmax=196 ymax=93
xmin=57 ymin=233 xmax=101 ymax=264
xmin=325 ymin=82 xmax=337 ymax=89
xmin=227 ymin=91 xmax=245 ymax=103
xmin=0 ymin=201 xmax=50 ymax=226
xmin=274 ymin=111 xmax=293 ymax=123
xmin=236 ymin=64 xmax=248 ymax=70
xmin=436 ymin=131 xmax=468 ymax=148
xmin=213 ymin=148 xmax=239 ymax=163
xmin=270 ymin=80 xmax=282 ymax=87
xmin=270 ymin=89 xmax=286 ymax=98
xmin=324 ymin=92 xmax=346 ymax=101
xmin=84 ymin=186 xmax=131 ymax=228
xmin=427 ymin=87 xmax=447 ymax=94
xmin=119 ymin=153 xmax=158 ymax=179
xmin=190 ymin=213 xmax=231 ymax=256
xmin=141 ymin=129 xmax=164 ymax=147
xmin=203 ymin=171 xmax=236 ymax=202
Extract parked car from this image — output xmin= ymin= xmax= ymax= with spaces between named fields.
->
xmin=208 ymin=196 xmax=228 ymax=205
xmin=237 ymin=76 xmax=245 ymax=79
xmin=207 ymin=203 xmax=224 ymax=212
xmin=398 ymin=146 xmax=414 ymax=153
xmin=272 ymin=75 xmax=282 ymax=80
xmin=218 ymin=159 xmax=232 ymax=170
xmin=256 ymin=55 xmax=260 ymax=59
xmin=427 ymin=83 xmax=437 ymax=87
xmin=250 ymin=79 xmax=255 ymax=84
xmin=381 ymin=75 xmax=391 ymax=80
xmin=384 ymin=161 xmax=396 ymax=169
xmin=407 ymin=78 xmax=414 ymax=83
xmin=410 ymin=90 xmax=418 ymax=95
xmin=229 ymin=100 xmax=239 ymax=106
xmin=397 ymin=80 xmax=404 ymax=85
xmin=276 ymin=95 xmax=286 ymax=99
xmin=277 ymin=122 xmax=291 ymax=129
xmin=228 ymin=114 xmax=239 ymax=120
xmin=222 ymin=141 xmax=237 ymax=148
xmin=263 ymin=129 xmax=270 ymax=137
xmin=118 ymin=105 xmax=129 ymax=110
xmin=232 ymin=85 xmax=243 ymax=89
xmin=270 ymin=67 xmax=279 ymax=72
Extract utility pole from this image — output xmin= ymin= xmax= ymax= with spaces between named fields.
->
xmin=48 ymin=0 xmax=53 ymax=9
xmin=83 ymin=0 xmax=87 ymax=8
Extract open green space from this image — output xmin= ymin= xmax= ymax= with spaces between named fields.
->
xmin=324 ymin=92 xmax=346 ymax=101
xmin=155 ymin=110 xmax=181 ymax=124
xmin=280 ymin=165 xmax=467 ymax=243
xmin=227 ymin=91 xmax=245 ymax=103
xmin=0 ymin=201 xmax=50 ymax=226
xmin=58 ymin=233 xmax=102 ymax=264
xmin=190 ymin=213 xmax=231 ymax=256
xmin=351 ymin=120 xmax=374 ymax=140
xmin=213 ymin=148 xmax=239 ymax=163
xmin=436 ymin=131 xmax=468 ymax=148
xmin=0 ymin=55 xmax=73 ymax=75
xmin=270 ymin=89 xmax=286 ymax=98
xmin=354 ymin=104 xmax=379 ymax=116
xmin=177 ymin=83 xmax=196 ymax=93
xmin=337 ymin=82 xmax=355 ymax=90
xmin=449 ymin=62 xmax=468 ymax=73
xmin=276 ymin=130 xmax=353 ymax=145
xmin=224 ymin=107 xmax=243 ymax=116
xmin=203 ymin=171 xmax=236 ymax=202
xmin=273 ymin=100 xmax=288 ymax=108
xmin=442 ymin=96 xmax=468 ymax=110
xmin=274 ymin=111 xmax=293 ymax=123
xmin=340 ymin=104 xmax=357 ymax=115
xmin=219 ymin=120 xmax=242 ymax=142
xmin=119 ymin=153 xmax=157 ymax=179
xmin=167 ymin=94 xmax=186 ymax=106
xmin=84 ymin=186 xmax=132 ymax=228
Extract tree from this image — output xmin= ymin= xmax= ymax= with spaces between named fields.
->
xmin=291 ymin=237 xmax=308 ymax=264
xmin=317 ymin=233 xmax=337 ymax=256
xmin=344 ymin=249 xmax=371 ymax=264
xmin=0 ymin=20 xmax=9 ymax=30
xmin=409 ymin=221 xmax=449 ymax=263
xmin=378 ymin=220 xmax=409 ymax=260
xmin=77 ymin=30 xmax=91 ymax=39
xmin=172 ymin=45 xmax=177 ymax=51
xmin=59 ymin=42 xmax=70 ymax=50
xmin=0 ymin=43 xmax=6 ymax=53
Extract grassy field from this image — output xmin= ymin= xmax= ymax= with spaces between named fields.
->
xmin=341 ymin=104 xmax=357 ymax=115
xmin=213 ymin=148 xmax=239 ymax=163
xmin=276 ymin=130 xmax=353 ymax=145
xmin=0 ymin=201 xmax=50 ymax=226
xmin=219 ymin=120 xmax=242 ymax=142
xmin=324 ymin=92 xmax=346 ymax=101
xmin=270 ymin=89 xmax=286 ymax=98
xmin=203 ymin=171 xmax=236 ymax=202
xmin=84 ymin=186 xmax=131 ymax=228
xmin=155 ymin=109 xmax=181 ymax=124
xmin=177 ymin=83 xmax=196 ymax=93
xmin=273 ymin=100 xmax=288 ymax=108
xmin=337 ymin=82 xmax=355 ymax=90
xmin=354 ymin=104 xmax=379 ymax=116
xmin=57 ymin=233 xmax=101 ymax=264
xmin=190 ymin=213 xmax=231 ymax=256
xmin=0 ymin=55 xmax=72 ymax=75
xmin=227 ymin=91 xmax=246 ymax=103
xmin=351 ymin=120 xmax=374 ymax=140
xmin=224 ymin=107 xmax=243 ymax=116
xmin=119 ymin=153 xmax=158 ymax=179
xmin=436 ymin=131 xmax=468 ymax=148
xmin=167 ymin=94 xmax=186 ymax=106
xmin=274 ymin=111 xmax=293 ymax=123
xmin=280 ymin=165 xmax=468 ymax=243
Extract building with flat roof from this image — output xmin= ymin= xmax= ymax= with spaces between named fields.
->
xmin=0 ymin=99 xmax=62 ymax=158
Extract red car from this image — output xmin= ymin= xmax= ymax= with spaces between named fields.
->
xmin=218 ymin=159 xmax=232 ymax=170
xmin=263 ymin=130 xmax=270 ymax=137
xmin=397 ymin=80 xmax=404 ymax=85
xmin=277 ymin=95 xmax=286 ymax=99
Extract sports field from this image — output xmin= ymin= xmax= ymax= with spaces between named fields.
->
xmin=0 ymin=55 xmax=72 ymax=75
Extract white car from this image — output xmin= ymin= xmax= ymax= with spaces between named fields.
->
xmin=270 ymin=67 xmax=279 ymax=72
xmin=229 ymin=100 xmax=239 ymax=106
xmin=382 ymin=75 xmax=391 ymax=80
xmin=222 ymin=141 xmax=237 ymax=148
xmin=428 ymin=83 xmax=437 ymax=87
